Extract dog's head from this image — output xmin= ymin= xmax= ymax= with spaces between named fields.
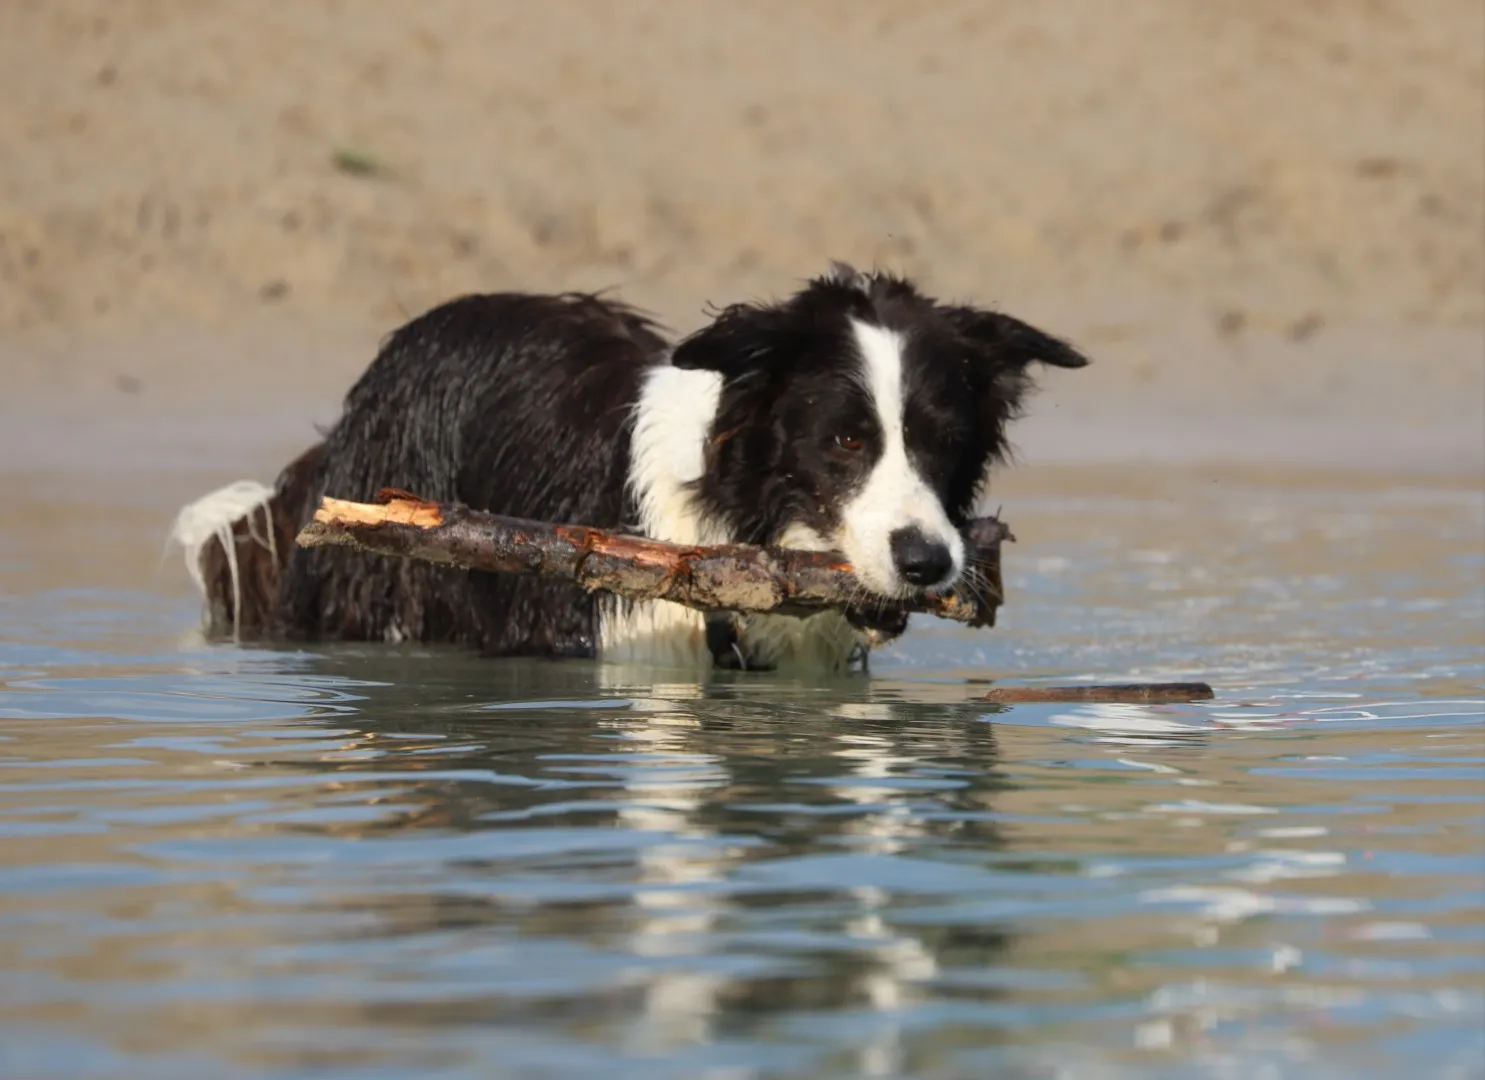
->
xmin=672 ymin=262 xmax=1089 ymax=599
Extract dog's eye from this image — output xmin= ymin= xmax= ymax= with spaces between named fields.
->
xmin=834 ymin=434 xmax=864 ymax=453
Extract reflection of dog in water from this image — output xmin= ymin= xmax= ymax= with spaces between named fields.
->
xmin=263 ymin=659 xmax=1012 ymax=1061
xmin=172 ymin=263 xmax=1086 ymax=672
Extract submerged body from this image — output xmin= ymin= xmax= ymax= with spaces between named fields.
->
xmin=173 ymin=264 xmax=1088 ymax=671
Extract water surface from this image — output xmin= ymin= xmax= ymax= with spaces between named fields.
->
xmin=1 ymin=465 xmax=1481 ymax=1079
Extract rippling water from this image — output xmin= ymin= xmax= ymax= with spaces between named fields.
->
xmin=1 ymin=465 xmax=1481 ymax=1079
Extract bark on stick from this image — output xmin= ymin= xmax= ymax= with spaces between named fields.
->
xmin=980 ymin=682 xmax=1215 ymax=704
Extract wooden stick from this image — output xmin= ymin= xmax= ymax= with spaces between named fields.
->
xmin=981 ymin=682 xmax=1215 ymax=704
xmin=295 ymin=490 xmax=1011 ymax=627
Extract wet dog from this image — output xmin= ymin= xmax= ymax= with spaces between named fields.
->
xmin=172 ymin=263 xmax=1088 ymax=671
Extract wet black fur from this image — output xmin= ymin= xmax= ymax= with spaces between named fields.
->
xmin=271 ymin=292 xmax=667 ymax=655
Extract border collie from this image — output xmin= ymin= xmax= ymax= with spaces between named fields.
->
xmin=171 ymin=263 xmax=1088 ymax=671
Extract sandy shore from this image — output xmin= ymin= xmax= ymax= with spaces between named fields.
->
xmin=1 ymin=0 xmax=1481 ymax=474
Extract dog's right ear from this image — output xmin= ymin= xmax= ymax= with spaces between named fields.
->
xmin=671 ymin=301 xmax=797 ymax=377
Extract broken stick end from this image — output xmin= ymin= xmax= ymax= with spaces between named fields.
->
xmin=312 ymin=494 xmax=446 ymax=529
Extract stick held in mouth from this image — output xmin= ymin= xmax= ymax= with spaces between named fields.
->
xmin=295 ymin=490 xmax=1012 ymax=627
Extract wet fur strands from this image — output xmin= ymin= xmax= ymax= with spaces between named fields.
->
xmin=172 ymin=444 xmax=323 ymax=643
xmin=169 ymin=480 xmax=275 ymax=641
xmin=172 ymin=266 xmax=1089 ymax=672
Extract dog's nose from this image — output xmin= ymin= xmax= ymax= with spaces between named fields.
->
xmin=889 ymin=527 xmax=955 ymax=588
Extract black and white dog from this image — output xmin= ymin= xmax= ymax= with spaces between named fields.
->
xmin=172 ymin=263 xmax=1088 ymax=671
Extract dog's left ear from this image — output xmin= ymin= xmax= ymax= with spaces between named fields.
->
xmin=942 ymin=306 xmax=1091 ymax=372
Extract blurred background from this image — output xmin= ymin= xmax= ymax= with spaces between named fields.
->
xmin=1 ymin=7 xmax=1482 ymax=1077
xmin=2 ymin=0 xmax=1482 ymax=476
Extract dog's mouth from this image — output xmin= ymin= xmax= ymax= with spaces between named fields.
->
xmin=876 ymin=578 xmax=949 ymax=600
xmin=843 ymin=605 xmax=910 ymax=644
xmin=777 ymin=521 xmax=962 ymax=602
xmin=834 ymin=520 xmax=966 ymax=603
xmin=849 ymin=564 xmax=963 ymax=603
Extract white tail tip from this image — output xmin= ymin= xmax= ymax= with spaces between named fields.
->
xmin=167 ymin=479 xmax=277 ymax=641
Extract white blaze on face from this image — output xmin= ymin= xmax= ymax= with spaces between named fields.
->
xmin=839 ymin=319 xmax=964 ymax=595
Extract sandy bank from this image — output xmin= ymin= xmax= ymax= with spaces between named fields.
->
xmin=1 ymin=0 xmax=1481 ymax=473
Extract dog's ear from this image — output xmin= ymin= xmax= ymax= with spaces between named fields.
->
xmin=941 ymin=306 xmax=1091 ymax=372
xmin=671 ymin=301 xmax=801 ymax=376
xmin=942 ymin=306 xmax=1089 ymax=439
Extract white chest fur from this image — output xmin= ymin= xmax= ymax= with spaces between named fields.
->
xmin=598 ymin=365 xmax=724 ymax=669
xmin=601 ymin=365 xmax=864 ymax=673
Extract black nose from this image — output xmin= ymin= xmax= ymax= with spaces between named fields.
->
xmin=889 ymin=527 xmax=954 ymax=588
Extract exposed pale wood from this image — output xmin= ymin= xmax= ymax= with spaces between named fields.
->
xmin=316 ymin=492 xmax=445 ymax=528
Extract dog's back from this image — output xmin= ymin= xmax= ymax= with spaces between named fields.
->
xmin=176 ymin=292 xmax=667 ymax=656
